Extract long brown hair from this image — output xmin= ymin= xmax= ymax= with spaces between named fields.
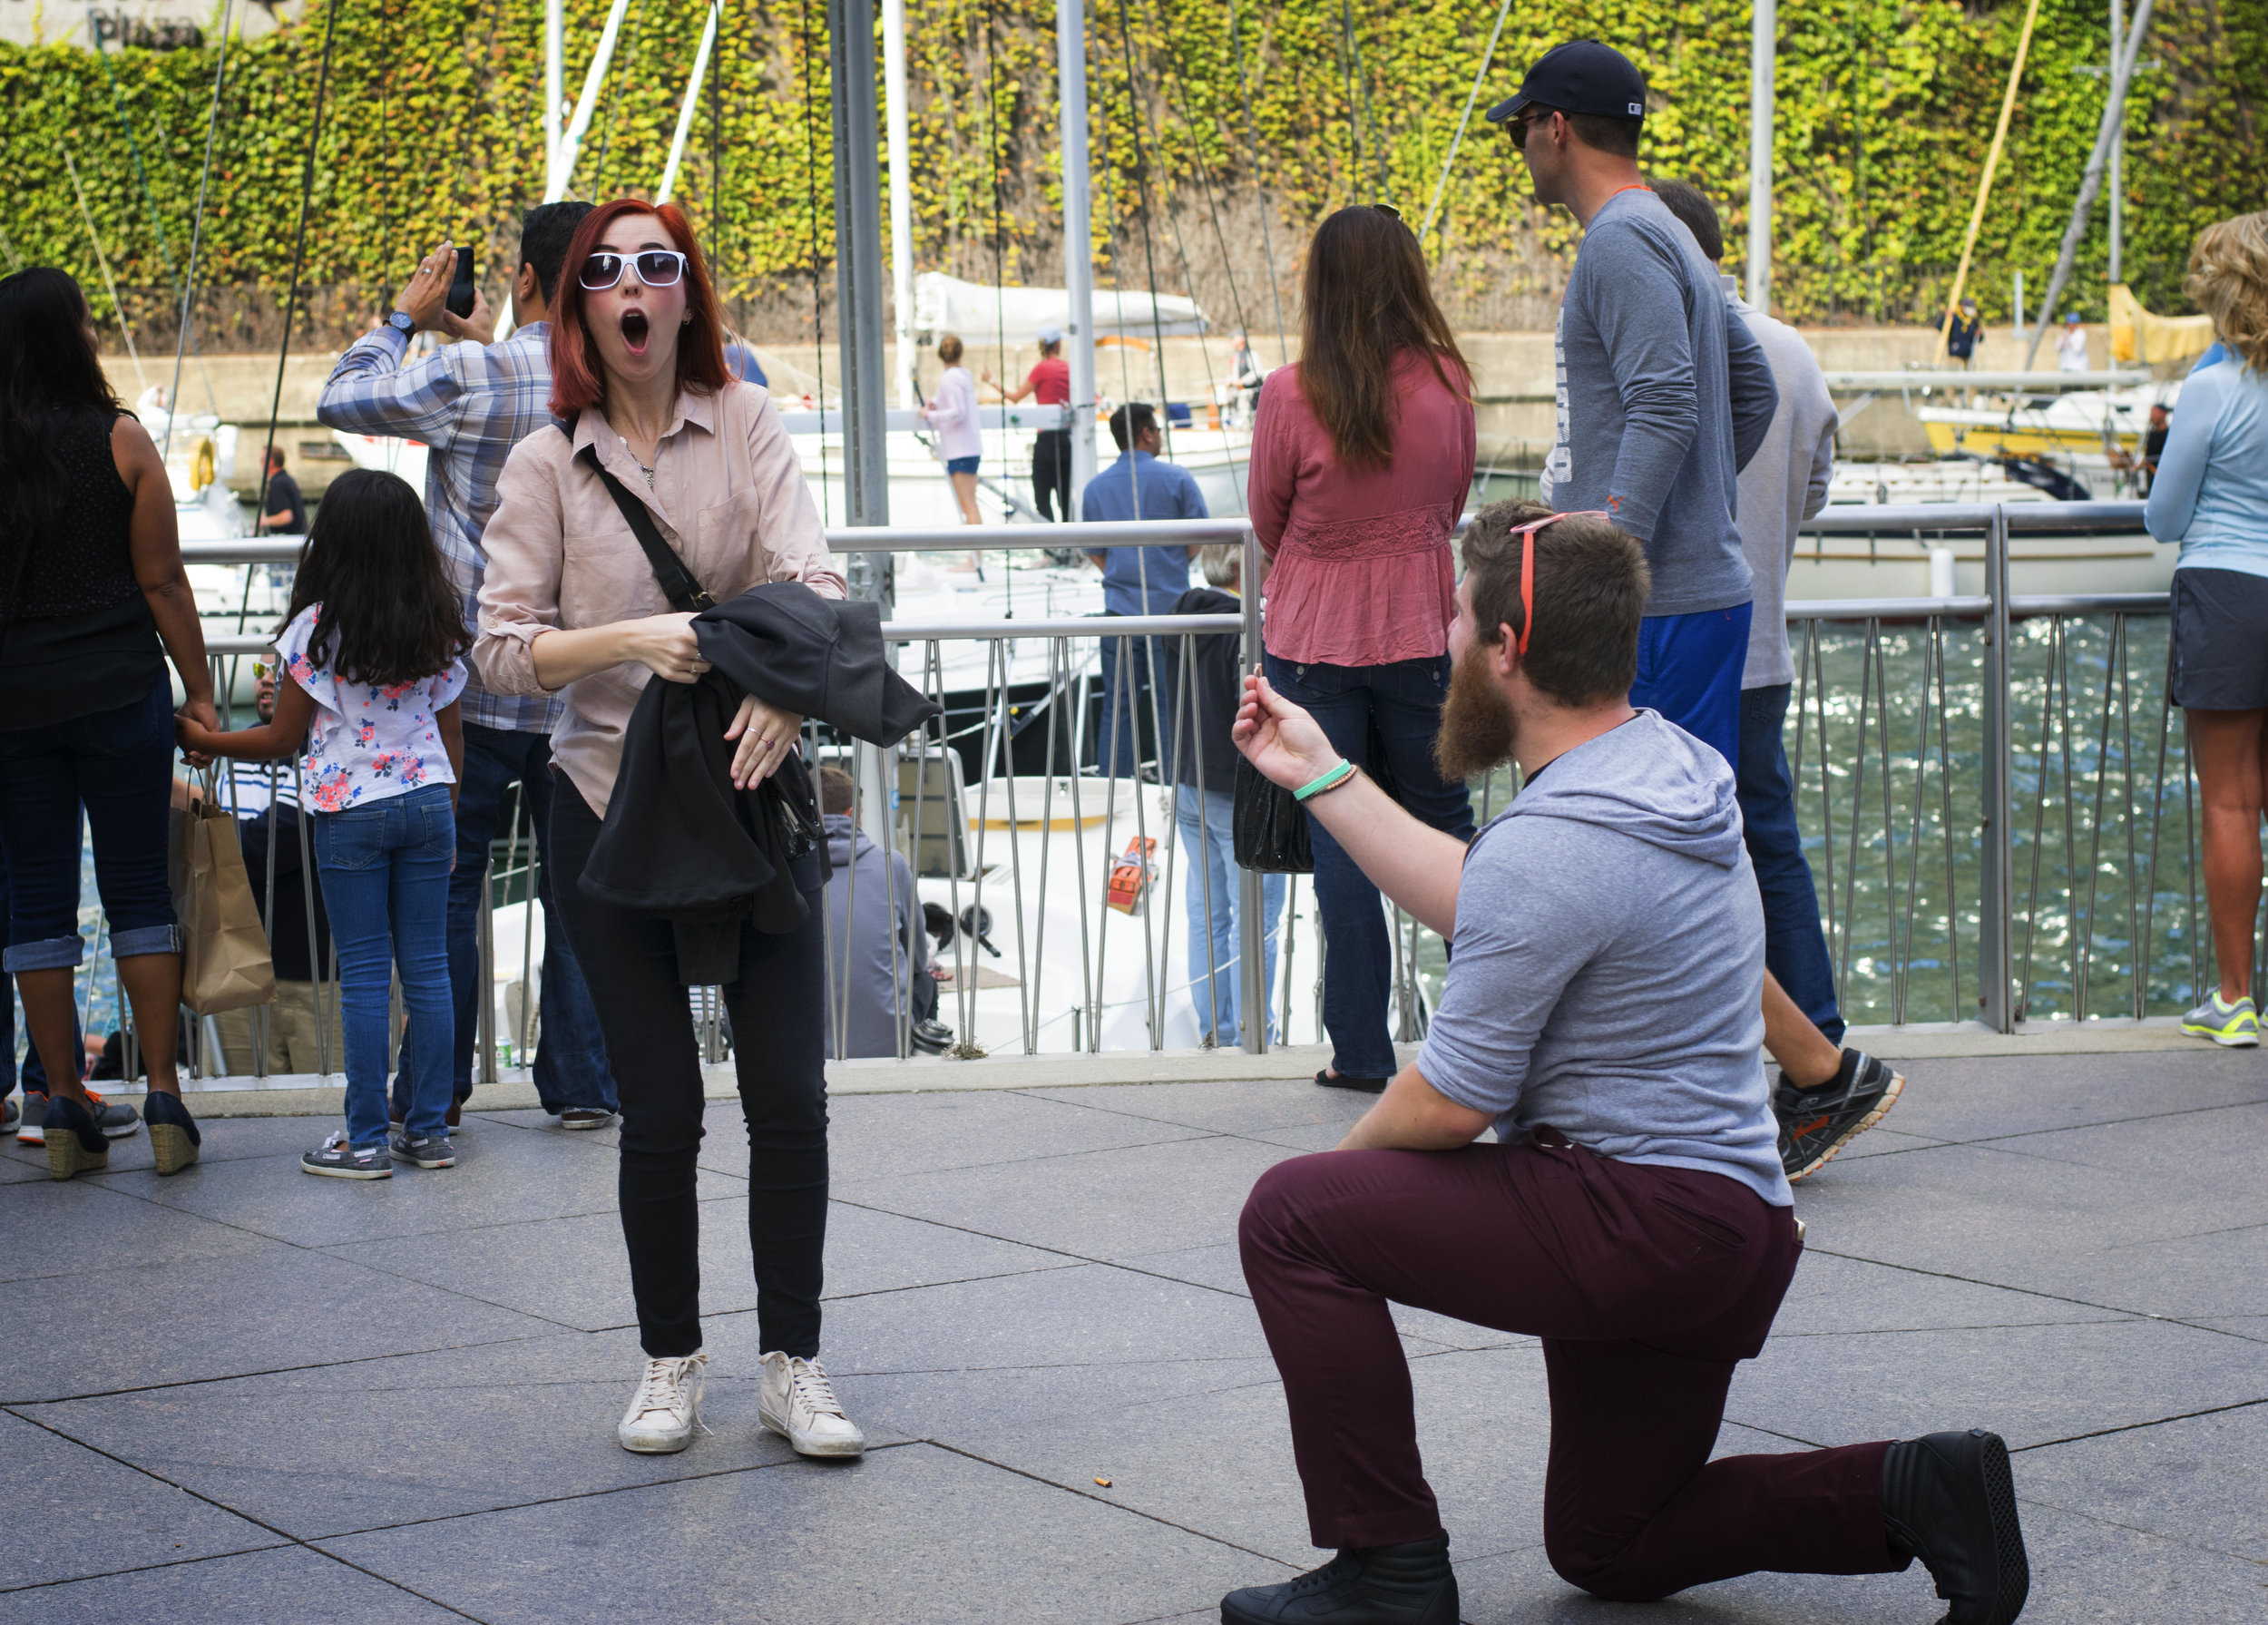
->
xmin=1296 ymin=207 xmax=1470 ymax=469
xmin=548 ymin=199 xmax=729 ymax=417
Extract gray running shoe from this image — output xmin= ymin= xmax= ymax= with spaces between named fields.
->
xmin=2179 ymin=993 xmax=2259 ymax=1047
xmin=302 ymin=1131 xmax=392 ymax=1179
xmin=390 ymin=1131 xmax=458 ymax=1169
xmin=1775 ymin=1049 xmax=1905 ymax=1183
xmin=15 ymin=1091 xmax=45 ymax=1145
xmin=84 ymin=1089 xmax=141 ymax=1139
xmin=1 ymin=1095 xmax=17 ymax=1138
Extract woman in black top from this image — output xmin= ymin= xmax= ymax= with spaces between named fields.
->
xmin=0 ymin=269 xmax=217 ymax=1179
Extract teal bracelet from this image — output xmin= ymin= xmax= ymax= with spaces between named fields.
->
xmin=1294 ymin=759 xmax=1357 ymax=802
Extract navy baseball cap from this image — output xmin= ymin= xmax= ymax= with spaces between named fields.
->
xmin=1485 ymin=40 xmax=1648 ymax=125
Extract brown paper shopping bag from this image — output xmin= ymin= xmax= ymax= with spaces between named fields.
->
xmin=168 ymin=793 xmax=276 ymax=1015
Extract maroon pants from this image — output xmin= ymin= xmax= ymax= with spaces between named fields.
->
xmin=1238 ymin=1133 xmax=1907 ymax=1601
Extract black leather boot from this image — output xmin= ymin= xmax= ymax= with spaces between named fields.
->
xmin=1220 ymin=1532 xmax=1458 ymax=1624
xmin=1882 ymin=1429 xmax=2029 ymax=1624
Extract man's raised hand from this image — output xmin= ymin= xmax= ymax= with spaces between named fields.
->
xmin=1231 ymin=669 xmax=1341 ymax=791
xmin=394 ymin=240 xmax=456 ymax=335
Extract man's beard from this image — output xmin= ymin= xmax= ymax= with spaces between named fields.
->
xmin=1433 ymin=641 xmax=1517 ymax=784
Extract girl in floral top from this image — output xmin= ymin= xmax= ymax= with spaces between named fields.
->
xmin=178 ymin=470 xmax=467 ymax=1179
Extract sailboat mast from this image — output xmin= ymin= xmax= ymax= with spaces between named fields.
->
xmin=884 ymin=0 xmax=916 ymax=409
xmin=544 ymin=0 xmax=563 ymax=196
xmin=1746 ymin=0 xmax=1774 ymax=308
xmin=1057 ymin=0 xmax=1099 ymax=516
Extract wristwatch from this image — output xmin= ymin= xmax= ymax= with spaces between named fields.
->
xmin=386 ymin=309 xmax=415 ymax=338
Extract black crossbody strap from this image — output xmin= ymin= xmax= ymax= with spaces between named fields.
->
xmin=556 ymin=418 xmax=716 ymax=613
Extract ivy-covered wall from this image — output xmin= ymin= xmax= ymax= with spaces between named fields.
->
xmin=1 ymin=0 xmax=2258 ymax=346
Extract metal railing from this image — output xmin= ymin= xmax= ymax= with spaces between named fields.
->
xmin=72 ymin=500 xmax=2258 ymax=1093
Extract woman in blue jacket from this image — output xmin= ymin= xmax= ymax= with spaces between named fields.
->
xmin=2146 ymin=211 xmax=2268 ymax=1049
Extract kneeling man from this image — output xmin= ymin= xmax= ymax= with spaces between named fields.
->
xmin=1220 ymin=504 xmax=2028 ymax=1625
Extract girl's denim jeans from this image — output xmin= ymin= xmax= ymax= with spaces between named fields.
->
xmin=311 ymin=783 xmax=456 ymax=1146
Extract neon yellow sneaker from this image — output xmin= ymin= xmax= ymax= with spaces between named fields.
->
xmin=2181 ymin=993 xmax=2260 ymax=1047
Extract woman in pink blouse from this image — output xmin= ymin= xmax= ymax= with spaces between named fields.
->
xmin=474 ymin=200 xmax=864 ymax=1466
xmin=1248 ymin=206 xmax=1478 ymax=1091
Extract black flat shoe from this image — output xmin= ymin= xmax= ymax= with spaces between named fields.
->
xmin=1315 ymin=1068 xmax=1389 ymax=1094
xmin=144 ymin=1091 xmax=202 ymax=1175
xmin=1883 ymin=1429 xmax=2029 ymax=1625
xmin=1222 ymin=1534 xmax=1457 ymax=1624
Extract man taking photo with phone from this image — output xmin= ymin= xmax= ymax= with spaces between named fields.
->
xmin=316 ymin=202 xmax=620 ymax=1132
xmin=1213 ymin=501 xmax=2029 ymax=1625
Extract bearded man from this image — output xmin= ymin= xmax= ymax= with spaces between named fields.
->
xmin=1215 ymin=502 xmax=2030 ymax=1625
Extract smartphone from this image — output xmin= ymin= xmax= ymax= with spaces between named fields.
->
xmin=446 ymin=247 xmax=476 ymax=320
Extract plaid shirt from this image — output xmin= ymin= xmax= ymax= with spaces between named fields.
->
xmin=317 ymin=322 xmax=564 ymax=733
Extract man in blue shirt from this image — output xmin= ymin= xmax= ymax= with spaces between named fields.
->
xmin=1080 ymin=403 xmax=1207 ymax=774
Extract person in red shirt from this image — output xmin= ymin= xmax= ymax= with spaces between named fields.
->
xmin=986 ymin=326 xmax=1073 ymax=521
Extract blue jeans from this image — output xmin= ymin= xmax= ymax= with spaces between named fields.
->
xmin=1262 ymin=652 xmax=1476 ymax=1079
xmin=1175 ymin=785 xmax=1286 ymax=1046
xmin=394 ymin=722 xmax=615 ymax=1115
xmin=1737 ymin=684 xmax=1843 ymax=1043
xmin=1095 ymin=629 xmax=1156 ymax=778
xmin=0 ymin=673 xmax=180 ymax=974
xmin=312 ymin=784 xmax=455 ymax=1147
xmin=1632 ymin=603 xmax=1753 ymax=769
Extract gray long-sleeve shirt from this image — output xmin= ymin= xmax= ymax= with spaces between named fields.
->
xmin=1726 ymin=285 xmax=1839 ymax=689
xmin=1541 ymin=188 xmax=1777 ymax=617
xmin=822 ymin=814 xmax=929 ymax=1060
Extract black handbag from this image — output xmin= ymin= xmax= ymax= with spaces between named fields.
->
xmin=1232 ymin=754 xmax=1313 ymax=874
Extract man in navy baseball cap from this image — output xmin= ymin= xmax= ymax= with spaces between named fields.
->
xmin=1486 ymin=38 xmax=1648 ymax=153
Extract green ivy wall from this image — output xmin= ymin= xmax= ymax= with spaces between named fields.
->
xmin=2 ymin=0 xmax=2259 ymax=343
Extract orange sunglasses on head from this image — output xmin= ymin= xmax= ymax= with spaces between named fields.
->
xmin=1509 ymin=511 xmax=1608 ymax=657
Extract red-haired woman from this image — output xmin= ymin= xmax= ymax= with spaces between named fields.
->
xmin=475 ymin=200 xmax=863 ymax=1461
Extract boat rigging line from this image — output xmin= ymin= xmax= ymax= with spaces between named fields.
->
xmin=1219 ymin=0 xmax=1287 ymax=364
xmin=1937 ymin=0 xmax=2042 ymax=356
xmin=1110 ymin=0 xmax=1178 ymax=463
xmin=254 ymin=0 xmax=346 ymax=536
xmin=1420 ymin=0 xmax=1516 ymax=247
xmin=57 ymin=142 xmax=147 ymax=391
xmin=163 ymin=0 xmax=236 ymax=456
xmin=797 ymin=0 xmax=829 ymax=523
xmin=83 ymin=4 xmax=183 ymax=305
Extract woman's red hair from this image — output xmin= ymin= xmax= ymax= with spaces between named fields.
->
xmin=547 ymin=199 xmax=729 ymax=417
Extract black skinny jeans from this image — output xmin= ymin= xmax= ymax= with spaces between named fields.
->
xmin=551 ymin=779 xmax=829 ymax=1359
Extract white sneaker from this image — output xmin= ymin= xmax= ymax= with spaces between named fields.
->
xmin=758 ymin=1352 xmax=865 ymax=1457
xmin=616 ymin=1351 xmax=707 ymax=1454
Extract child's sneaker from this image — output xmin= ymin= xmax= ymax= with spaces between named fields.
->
xmin=390 ymin=1131 xmax=457 ymax=1170
xmin=302 ymin=1131 xmax=392 ymax=1179
xmin=2180 ymin=993 xmax=2259 ymax=1047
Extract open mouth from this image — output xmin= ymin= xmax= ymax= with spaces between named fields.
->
xmin=620 ymin=307 xmax=650 ymax=356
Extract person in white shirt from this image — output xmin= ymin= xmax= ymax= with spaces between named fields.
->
xmin=922 ymin=333 xmax=984 ymax=525
xmin=2057 ymin=313 xmax=2090 ymax=373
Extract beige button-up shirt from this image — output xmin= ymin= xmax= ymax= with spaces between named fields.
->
xmin=474 ymin=380 xmax=846 ymax=816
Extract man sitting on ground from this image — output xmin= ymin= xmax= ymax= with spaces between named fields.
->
xmin=1217 ymin=501 xmax=2029 ymax=1625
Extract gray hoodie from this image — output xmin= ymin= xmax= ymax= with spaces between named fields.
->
xmin=1416 ymin=710 xmax=1790 ymax=1206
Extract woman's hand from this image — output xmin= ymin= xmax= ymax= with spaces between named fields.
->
xmin=621 ymin=612 xmax=709 ymax=683
xmin=724 ymin=695 xmax=803 ymax=788
xmin=1232 ymin=669 xmax=1341 ymax=792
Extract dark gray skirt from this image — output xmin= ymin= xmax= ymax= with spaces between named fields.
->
xmin=2169 ymin=566 xmax=2268 ymax=711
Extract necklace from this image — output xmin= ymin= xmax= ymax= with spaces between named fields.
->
xmin=619 ymin=432 xmax=658 ymax=492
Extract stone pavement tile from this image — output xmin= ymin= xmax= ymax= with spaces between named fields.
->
xmin=1823 ymin=1124 xmax=1950 ymax=1161
xmin=1786 ymin=1140 xmax=2261 ymax=1306
xmin=2012 ymin=1400 xmax=2268 ymax=1562
xmin=318 ymin=1440 xmax=1283 ymax=1625
xmin=320 ymin=1195 xmax=1074 ymax=1333
xmin=0 ymin=1412 xmax=282 ymax=1591
xmin=1449 ymin=1542 xmax=1944 ymax=1623
xmin=804 ymin=1261 xmax=1279 ymax=1438
xmin=0 ymin=1544 xmax=464 ymax=1624
xmin=110 ymin=1129 xmax=744 ymax=1250
xmin=2009 ymin=1498 xmax=2268 ymax=1623
xmin=0 ymin=1178 xmax=274 ymax=1284
xmin=0 ymin=1113 xmax=354 ymax=1180
xmin=16 ymin=1329 xmax=908 ymax=1541
xmin=1979 ymin=1099 xmax=2268 ymax=1185
xmin=0 ymin=1155 xmax=43 ymax=1184
xmin=835 ymin=1133 xmax=1299 ymax=1262
xmin=1728 ymin=1316 xmax=2265 ymax=1451
xmin=1764 ymin=1249 xmax=2144 ymax=1338
xmin=2023 ymin=1221 xmax=2268 ymax=1320
xmin=0 ymin=1244 xmax=555 ymax=1405
xmin=1026 ymin=1076 xmax=1374 ymax=1137
xmin=943 ymin=1344 xmax=1564 ymax=1571
xmin=828 ymin=1088 xmax=1217 ymax=1182
xmin=2195 ymin=1314 xmax=2266 ymax=1342
xmin=1114 ymin=1238 xmax=1528 ymax=1353
xmin=1874 ymin=1049 xmax=2268 ymax=1146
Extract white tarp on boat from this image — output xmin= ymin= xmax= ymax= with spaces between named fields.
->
xmin=914 ymin=272 xmax=1208 ymax=342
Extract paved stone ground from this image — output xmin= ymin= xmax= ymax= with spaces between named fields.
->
xmin=1 ymin=1048 xmax=2261 ymax=1623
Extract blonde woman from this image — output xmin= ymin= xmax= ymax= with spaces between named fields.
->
xmin=922 ymin=334 xmax=983 ymax=526
xmin=2146 ymin=210 xmax=2268 ymax=1047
